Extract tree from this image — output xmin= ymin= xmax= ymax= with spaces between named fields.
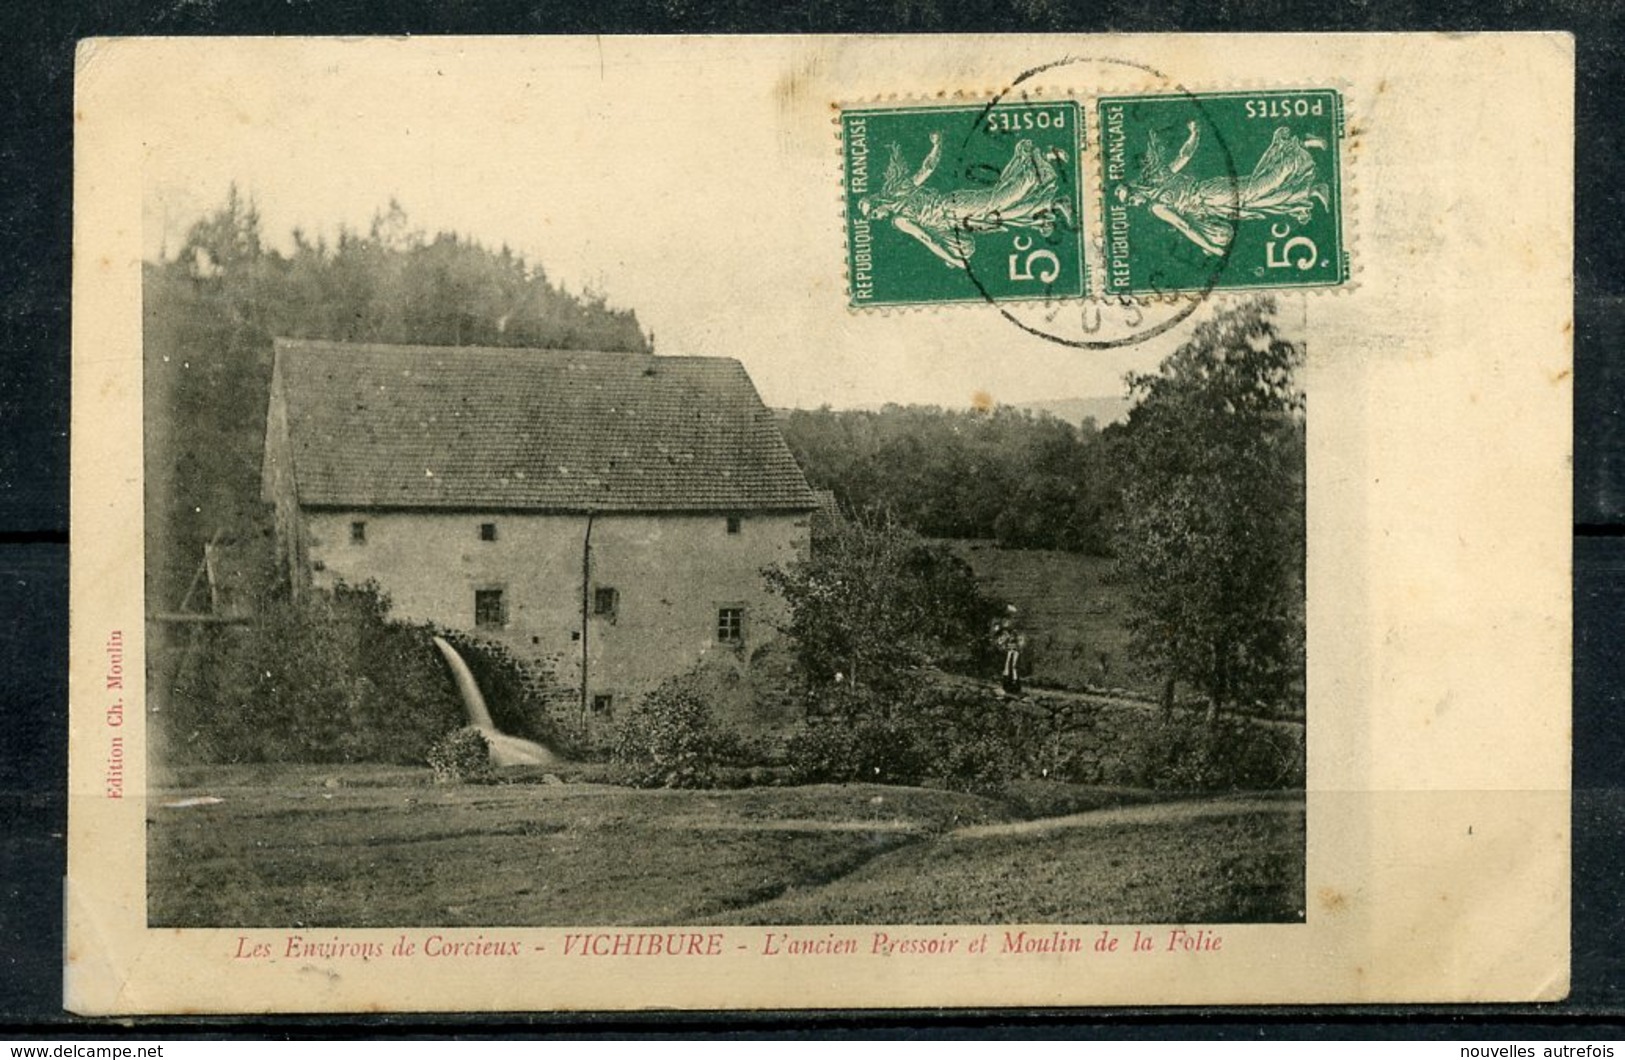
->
xmin=1111 ymin=298 xmax=1306 ymax=717
xmin=144 ymin=192 xmax=653 ymax=616
xmin=776 ymin=403 xmax=1116 ymax=552
xmin=767 ymin=517 xmax=1001 ymax=789
xmin=763 ymin=516 xmax=993 ymax=696
xmin=177 ymin=182 xmax=263 ymax=280
xmin=166 ymin=583 xmax=463 ymax=764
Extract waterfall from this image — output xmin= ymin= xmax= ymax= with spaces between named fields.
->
xmin=433 ymin=635 xmax=496 ymax=728
xmin=431 ymin=635 xmax=560 ymax=767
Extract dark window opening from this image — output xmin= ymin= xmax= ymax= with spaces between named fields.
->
xmin=479 ymin=522 xmax=497 ymax=542
xmin=350 ymin=521 xmax=367 ymax=545
xmin=717 ymin=607 xmax=744 ymax=645
xmin=475 ymin=589 xmax=505 ymax=629
xmin=726 ymin=515 xmax=742 ymax=534
xmin=591 ymin=694 xmax=614 ymax=716
xmin=593 ymin=587 xmax=619 ymax=618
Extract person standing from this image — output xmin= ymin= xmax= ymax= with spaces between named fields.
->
xmin=995 ymin=605 xmax=1025 ymax=697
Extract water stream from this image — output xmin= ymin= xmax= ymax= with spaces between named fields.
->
xmin=431 ymin=635 xmax=561 ymax=767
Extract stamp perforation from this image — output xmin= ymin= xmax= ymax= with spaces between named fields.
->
xmin=1094 ymin=85 xmax=1350 ymax=299
xmin=837 ymin=95 xmax=1089 ymax=311
xmin=1077 ymin=76 xmax=1361 ymax=303
xmin=837 ymin=78 xmax=1359 ymax=317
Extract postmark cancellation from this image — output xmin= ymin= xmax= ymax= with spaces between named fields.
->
xmin=842 ymin=100 xmax=1087 ymax=308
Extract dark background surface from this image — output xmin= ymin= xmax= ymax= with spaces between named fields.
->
xmin=1 ymin=0 xmax=1621 ymax=1036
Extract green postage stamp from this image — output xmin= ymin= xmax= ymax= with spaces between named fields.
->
xmin=1098 ymin=89 xmax=1347 ymax=296
xmin=843 ymin=101 xmax=1087 ymax=307
xmin=841 ymin=89 xmax=1346 ymax=306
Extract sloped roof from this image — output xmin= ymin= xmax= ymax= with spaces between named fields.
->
xmin=273 ymin=339 xmax=819 ymax=512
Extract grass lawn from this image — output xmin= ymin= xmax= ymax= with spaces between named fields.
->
xmin=149 ymin=766 xmax=1302 ymax=927
xmin=944 ymin=542 xmax=1146 ymax=696
xmin=717 ymin=798 xmax=1303 ymax=924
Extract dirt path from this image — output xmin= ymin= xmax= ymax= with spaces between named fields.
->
xmin=668 ymin=817 xmax=924 ymax=834
xmin=950 ymin=794 xmax=1302 ymax=839
xmin=670 ymin=795 xmax=1302 ymax=839
xmin=937 ymin=672 xmax=1306 ymax=734
xmin=704 ymin=792 xmax=1306 ymax=924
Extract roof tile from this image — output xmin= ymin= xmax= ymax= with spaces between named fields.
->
xmin=274 ymin=339 xmax=818 ymax=512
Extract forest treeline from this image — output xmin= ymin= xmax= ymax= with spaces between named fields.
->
xmin=145 ymin=189 xmax=650 ymax=610
xmin=778 ymin=405 xmax=1119 ymax=553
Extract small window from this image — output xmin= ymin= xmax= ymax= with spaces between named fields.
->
xmin=479 ymin=522 xmax=497 ymax=542
xmin=350 ymin=520 xmax=367 ymax=545
xmin=716 ymin=607 xmax=744 ymax=645
xmin=591 ymin=694 xmax=614 ymax=716
xmin=474 ymin=589 xmax=505 ymax=629
xmin=726 ymin=515 xmax=742 ymax=535
xmin=593 ymin=587 xmax=619 ymax=618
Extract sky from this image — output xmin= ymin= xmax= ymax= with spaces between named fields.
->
xmin=129 ymin=37 xmax=1219 ymax=410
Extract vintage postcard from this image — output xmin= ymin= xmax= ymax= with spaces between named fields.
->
xmin=67 ymin=34 xmax=1571 ymax=1013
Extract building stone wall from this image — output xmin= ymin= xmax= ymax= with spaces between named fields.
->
xmin=302 ymin=507 xmax=811 ymax=711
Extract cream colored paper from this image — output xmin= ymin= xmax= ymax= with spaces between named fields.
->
xmin=67 ymin=34 xmax=1571 ymax=1013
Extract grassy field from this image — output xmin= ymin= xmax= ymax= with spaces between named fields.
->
xmin=720 ymin=799 xmax=1303 ymax=924
xmin=946 ymin=542 xmax=1146 ymax=695
xmin=148 ymin=766 xmax=1302 ymax=927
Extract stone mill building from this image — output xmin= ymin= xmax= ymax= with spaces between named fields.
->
xmin=261 ymin=338 xmax=819 ymax=719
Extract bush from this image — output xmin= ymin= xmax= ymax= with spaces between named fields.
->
xmin=929 ymin=729 xmax=1024 ymax=793
xmin=658 ymin=640 xmax=805 ymax=742
xmin=913 ymin=684 xmax=1032 ymax=792
xmin=166 ymin=582 xmax=462 ymax=764
xmin=784 ymin=682 xmax=1036 ymax=792
xmin=1120 ymin=713 xmax=1305 ymax=792
xmin=783 ymin=679 xmax=1304 ymax=796
xmin=426 ymin=727 xmax=495 ymax=784
xmin=612 ymin=681 xmax=734 ymax=789
xmin=784 ymin=712 xmax=934 ymax=786
xmin=764 ymin=517 xmax=996 ymax=696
